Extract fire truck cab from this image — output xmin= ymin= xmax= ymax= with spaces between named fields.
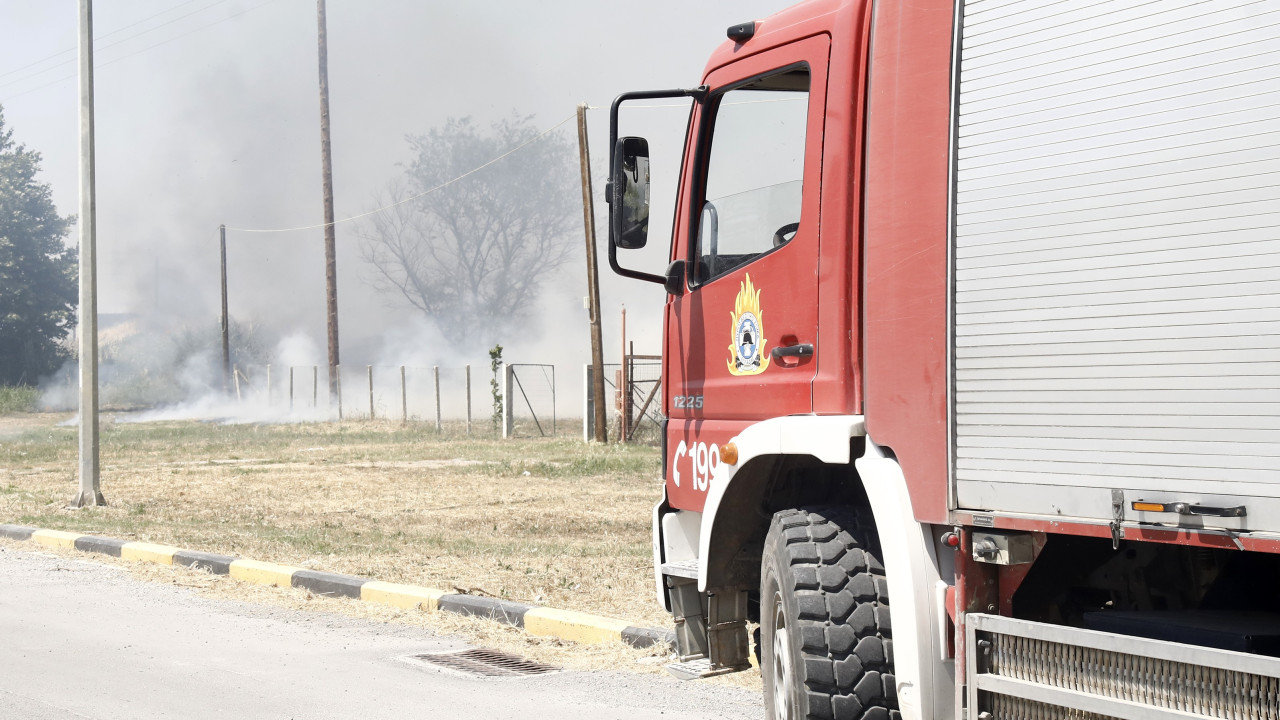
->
xmin=607 ymin=1 xmax=1280 ymax=718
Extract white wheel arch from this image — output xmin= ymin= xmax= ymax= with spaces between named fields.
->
xmin=689 ymin=415 xmax=953 ymax=720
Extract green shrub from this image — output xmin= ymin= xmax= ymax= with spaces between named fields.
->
xmin=0 ymin=385 xmax=39 ymax=414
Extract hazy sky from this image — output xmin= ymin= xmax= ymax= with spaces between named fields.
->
xmin=0 ymin=0 xmax=794 ymax=401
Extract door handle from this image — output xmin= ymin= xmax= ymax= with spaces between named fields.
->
xmin=771 ymin=343 xmax=814 ymax=360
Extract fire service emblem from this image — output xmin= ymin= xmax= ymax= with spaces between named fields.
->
xmin=727 ymin=274 xmax=770 ymax=376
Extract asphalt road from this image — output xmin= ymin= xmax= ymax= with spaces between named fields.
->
xmin=0 ymin=545 xmax=761 ymax=719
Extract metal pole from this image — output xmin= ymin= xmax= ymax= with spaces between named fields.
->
xmin=400 ymin=365 xmax=407 ymax=424
xmin=502 ymin=363 xmax=514 ymax=439
xmin=74 ymin=0 xmax=104 ymax=507
xmin=620 ymin=307 xmax=629 ymax=443
xmin=289 ymin=366 xmax=295 ymax=413
xmin=317 ymin=0 xmax=341 ymax=402
xmin=433 ymin=365 xmax=442 ymax=432
xmin=367 ymin=365 xmax=374 ymax=419
xmin=576 ymin=103 xmax=608 ymax=443
xmin=219 ymin=224 xmax=230 ymax=392
xmin=465 ymin=364 xmax=472 ymax=436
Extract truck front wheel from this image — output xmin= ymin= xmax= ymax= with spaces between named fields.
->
xmin=760 ymin=507 xmax=896 ymax=720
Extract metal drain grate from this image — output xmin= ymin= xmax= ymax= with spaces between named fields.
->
xmin=413 ymin=649 xmax=559 ymax=678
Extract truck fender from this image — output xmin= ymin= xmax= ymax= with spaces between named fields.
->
xmin=697 ymin=415 xmax=868 ymax=592
xmin=855 ymin=439 xmax=953 ymax=720
xmin=693 ymin=415 xmax=953 ymax=720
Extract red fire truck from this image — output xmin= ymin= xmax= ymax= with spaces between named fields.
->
xmin=605 ymin=1 xmax=1280 ymax=718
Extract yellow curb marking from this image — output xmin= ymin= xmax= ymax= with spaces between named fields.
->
xmin=120 ymin=542 xmax=179 ymax=565
xmin=16 ymin=529 xmax=667 ymax=652
xmin=229 ymin=559 xmax=300 ymax=588
xmin=523 ymin=607 xmax=631 ymax=645
xmin=31 ymin=529 xmax=82 ymax=549
xmin=360 ymin=581 xmax=446 ymax=611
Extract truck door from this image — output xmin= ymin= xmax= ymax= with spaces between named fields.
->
xmin=665 ymin=36 xmax=829 ymax=511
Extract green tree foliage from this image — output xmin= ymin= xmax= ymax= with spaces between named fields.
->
xmin=489 ymin=343 xmax=503 ymax=432
xmin=0 ymin=106 xmax=77 ymax=385
xmin=359 ymin=114 xmax=578 ymax=348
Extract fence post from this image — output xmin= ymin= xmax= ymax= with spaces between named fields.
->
xmin=433 ymin=365 xmax=442 ymax=431
xmin=502 ymin=363 xmax=514 ymax=438
xmin=400 ymin=365 xmax=407 ymax=424
xmin=465 ymin=364 xmax=472 ymax=436
xmin=337 ymin=364 xmax=343 ymax=420
xmin=367 ymin=365 xmax=374 ymax=420
xmin=289 ymin=366 xmax=294 ymax=413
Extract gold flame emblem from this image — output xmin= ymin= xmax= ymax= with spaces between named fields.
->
xmin=727 ymin=274 xmax=769 ymax=376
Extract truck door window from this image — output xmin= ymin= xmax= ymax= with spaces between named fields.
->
xmin=692 ymin=67 xmax=809 ymax=286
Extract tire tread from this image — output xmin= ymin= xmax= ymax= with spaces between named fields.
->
xmin=767 ymin=506 xmax=895 ymax=720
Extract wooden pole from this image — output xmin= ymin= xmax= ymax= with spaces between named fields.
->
xmin=289 ymin=366 xmax=295 ymax=413
xmin=73 ymin=0 xmax=104 ymax=507
xmin=219 ymin=224 xmax=230 ymax=392
xmin=400 ymin=365 xmax=407 ymax=424
xmin=433 ymin=366 xmax=442 ymax=431
xmin=465 ymin=364 xmax=472 ymax=435
xmin=317 ymin=0 xmax=341 ymax=402
xmin=576 ymin=103 xmax=608 ymax=443
xmin=367 ymin=365 xmax=374 ymax=419
xmin=312 ymin=366 xmax=318 ymax=408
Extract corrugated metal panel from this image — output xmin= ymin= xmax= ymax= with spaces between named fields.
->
xmin=966 ymin=614 xmax=1280 ymax=720
xmin=952 ymin=0 xmax=1280 ymax=531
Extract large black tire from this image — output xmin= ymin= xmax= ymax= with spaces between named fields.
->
xmin=760 ymin=507 xmax=896 ymax=720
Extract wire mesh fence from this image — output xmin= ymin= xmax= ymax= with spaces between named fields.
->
xmin=231 ymin=363 xmax=482 ymax=431
xmin=505 ymin=363 xmax=556 ymax=437
xmin=585 ymin=356 xmax=663 ymax=445
xmin=46 ymin=353 xmax=656 ymax=443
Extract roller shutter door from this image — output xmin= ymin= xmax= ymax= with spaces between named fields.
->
xmin=952 ymin=0 xmax=1280 ymax=531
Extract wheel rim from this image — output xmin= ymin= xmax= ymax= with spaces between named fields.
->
xmin=771 ymin=590 xmax=794 ymax=720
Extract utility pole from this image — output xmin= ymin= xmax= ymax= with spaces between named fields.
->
xmin=576 ymin=103 xmax=608 ymax=443
xmin=73 ymin=0 xmax=104 ymax=507
xmin=219 ymin=224 xmax=230 ymax=392
xmin=316 ymin=0 xmax=340 ymax=401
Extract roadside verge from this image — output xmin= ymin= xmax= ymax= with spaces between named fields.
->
xmin=0 ymin=523 xmax=674 ymax=651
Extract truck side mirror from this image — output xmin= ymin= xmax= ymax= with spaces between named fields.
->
xmin=609 ymin=137 xmax=651 ymax=250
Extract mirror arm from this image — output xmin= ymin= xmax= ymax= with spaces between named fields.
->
xmin=608 ymin=86 xmax=709 ymax=169
xmin=606 ymin=86 xmax=709 ymax=285
xmin=608 ymin=230 xmax=665 ymax=284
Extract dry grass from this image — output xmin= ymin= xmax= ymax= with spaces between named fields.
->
xmin=0 ymin=412 xmax=667 ymax=627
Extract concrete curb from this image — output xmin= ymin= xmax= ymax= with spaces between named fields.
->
xmin=0 ymin=523 xmax=675 ymax=651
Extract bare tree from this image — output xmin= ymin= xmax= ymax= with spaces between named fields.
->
xmin=359 ymin=114 xmax=579 ymax=347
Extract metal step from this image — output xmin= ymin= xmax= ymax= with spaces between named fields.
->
xmin=666 ymin=657 xmax=749 ymax=681
xmin=661 ymin=560 xmax=699 ymax=579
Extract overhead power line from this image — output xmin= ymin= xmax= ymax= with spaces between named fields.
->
xmin=0 ymin=0 xmax=227 ymax=87
xmin=0 ymin=0 xmax=212 ymax=82
xmin=225 ymin=112 xmax=582 ymax=234
xmin=0 ymin=0 xmax=280 ymax=102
